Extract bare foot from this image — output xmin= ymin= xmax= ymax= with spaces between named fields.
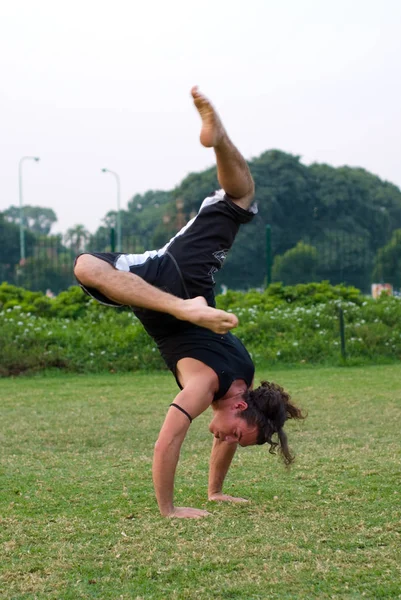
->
xmin=177 ymin=296 xmax=238 ymax=334
xmin=191 ymin=86 xmax=226 ymax=148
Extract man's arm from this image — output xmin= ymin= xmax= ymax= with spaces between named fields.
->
xmin=153 ymin=377 xmax=215 ymax=518
xmin=208 ymin=438 xmax=248 ymax=503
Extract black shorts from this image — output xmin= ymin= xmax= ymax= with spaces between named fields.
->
xmin=76 ymin=190 xmax=257 ymax=339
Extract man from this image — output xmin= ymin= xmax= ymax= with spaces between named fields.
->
xmin=74 ymin=87 xmax=304 ymax=518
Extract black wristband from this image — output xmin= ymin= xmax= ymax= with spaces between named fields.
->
xmin=169 ymin=403 xmax=193 ymax=423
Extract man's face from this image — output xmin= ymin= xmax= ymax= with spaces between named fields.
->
xmin=208 ymin=409 xmax=259 ymax=447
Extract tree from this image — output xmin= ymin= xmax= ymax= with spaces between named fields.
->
xmin=64 ymin=225 xmax=91 ymax=254
xmin=373 ymin=229 xmax=401 ymax=288
xmin=86 ymin=151 xmax=401 ymax=291
xmin=125 ymin=190 xmax=173 ymax=250
xmin=272 ymin=241 xmax=319 ymax=286
xmin=3 ymin=205 xmax=57 ymax=235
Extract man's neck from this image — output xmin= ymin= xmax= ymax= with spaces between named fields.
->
xmin=216 ymin=379 xmax=248 ymax=406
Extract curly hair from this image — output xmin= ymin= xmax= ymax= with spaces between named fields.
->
xmin=241 ymin=381 xmax=305 ymax=465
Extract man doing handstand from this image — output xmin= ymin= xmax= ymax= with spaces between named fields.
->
xmin=74 ymin=87 xmax=304 ymax=518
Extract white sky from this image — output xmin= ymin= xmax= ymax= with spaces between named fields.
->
xmin=1 ymin=0 xmax=400 ymax=235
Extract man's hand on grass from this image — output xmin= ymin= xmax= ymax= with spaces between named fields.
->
xmin=208 ymin=493 xmax=248 ymax=503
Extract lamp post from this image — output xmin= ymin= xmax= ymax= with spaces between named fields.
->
xmin=101 ymin=168 xmax=122 ymax=252
xmin=18 ymin=156 xmax=40 ymax=262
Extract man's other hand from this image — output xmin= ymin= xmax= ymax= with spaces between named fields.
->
xmin=167 ymin=507 xmax=211 ymax=518
xmin=208 ymin=493 xmax=248 ymax=503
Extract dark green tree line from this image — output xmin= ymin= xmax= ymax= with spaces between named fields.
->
xmin=2 ymin=150 xmax=401 ymax=293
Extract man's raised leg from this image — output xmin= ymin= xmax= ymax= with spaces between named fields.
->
xmin=75 ymin=87 xmax=253 ymax=334
xmin=74 ymin=255 xmax=238 ymax=334
xmin=191 ymin=86 xmax=255 ymax=210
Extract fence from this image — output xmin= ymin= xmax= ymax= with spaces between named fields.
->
xmin=267 ymin=227 xmax=382 ymax=293
xmin=216 ymin=222 xmax=398 ymax=294
xmin=0 ymin=231 xmax=139 ymax=295
xmin=0 ymin=226 xmax=399 ymax=295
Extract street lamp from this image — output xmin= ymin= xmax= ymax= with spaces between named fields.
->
xmin=101 ymin=168 xmax=122 ymax=252
xmin=18 ymin=156 xmax=40 ymax=262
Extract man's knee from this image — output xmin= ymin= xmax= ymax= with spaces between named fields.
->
xmin=74 ymin=254 xmax=112 ymax=286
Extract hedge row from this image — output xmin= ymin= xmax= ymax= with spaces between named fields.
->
xmin=0 ymin=281 xmax=362 ymax=318
xmin=0 ymin=282 xmax=400 ymax=376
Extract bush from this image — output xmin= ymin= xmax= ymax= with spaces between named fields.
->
xmin=0 ymin=306 xmax=164 ymax=376
xmin=216 ymin=281 xmax=363 ymax=311
xmin=0 ymin=282 xmax=97 ymax=319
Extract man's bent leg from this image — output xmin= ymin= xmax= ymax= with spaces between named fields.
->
xmin=192 ymin=87 xmax=255 ymax=210
xmin=74 ymin=254 xmax=238 ymax=334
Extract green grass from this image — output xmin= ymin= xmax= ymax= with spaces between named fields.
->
xmin=1 ymin=366 xmax=401 ymax=599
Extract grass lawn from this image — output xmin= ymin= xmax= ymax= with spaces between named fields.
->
xmin=1 ymin=365 xmax=401 ymax=599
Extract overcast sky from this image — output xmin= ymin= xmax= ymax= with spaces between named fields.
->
xmin=1 ymin=0 xmax=400 ymax=236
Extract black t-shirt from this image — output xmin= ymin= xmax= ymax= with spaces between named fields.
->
xmin=131 ymin=192 xmax=257 ymax=399
xmin=155 ymin=323 xmax=255 ymax=401
xmin=166 ymin=193 xmax=256 ymax=303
